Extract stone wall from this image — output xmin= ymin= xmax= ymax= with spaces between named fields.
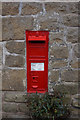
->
xmin=1 ymin=2 xmax=79 ymax=119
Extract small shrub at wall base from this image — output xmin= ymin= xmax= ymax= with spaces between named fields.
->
xmin=27 ymin=92 xmax=70 ymax=120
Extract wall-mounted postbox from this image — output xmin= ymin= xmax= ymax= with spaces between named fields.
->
xmin=26 ymin=31 xmax=49 ymax=93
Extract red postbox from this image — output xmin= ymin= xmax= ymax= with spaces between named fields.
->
xmin=26 ymin=31 xmax=49 ymax=93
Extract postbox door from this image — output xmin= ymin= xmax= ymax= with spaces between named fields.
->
xmin=28 ymin=60 xmax=47 ymax=93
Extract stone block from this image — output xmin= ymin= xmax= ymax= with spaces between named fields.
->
xmin=2 ymin=112 xmax=30 ymax=118
xmin=67 ymin=27 xmax=78 ymax=43
xmin=2 ymin=17 xmax=34 ymax=41
xmin=2 ymin=2 xmax=19 ymax=16
xmin=51 ymin=60 xmax=67 ymax=69
xmin=54 ymin=83 xmax=78 ymax=95
xmin=61 ymin=69 xmax=78 ymax=82
xmin=0 ymin=71 xmax=2 ymax=90
xmin=70 ymin=60 xmax=79 ymax=69
xmin=18 ymin=103 xmax=29 ymax=113
xmin=72 ymin=98 xmax=80 ymax=108
xmin=63 ymin=14 xmax=78 ymax=27
xmin=0 ymin=2 xmax=2 ymax=15
xmin=40 ymin=18 xmax=59 ymax=31
xmin=4 ymin=92 xmax=27 ymax=103
xmin=71 ymin=109 xmax=80 ymax=119
xmin=45 ymin=2 xmax=68 ymax=14
xmin=68 ymin=2 xmax=78 ymax=14
xmin=0 ymin=17 xmax=2 ymax=42
xmin=50 ymin=45 xmax=68 ymax=59
xmin=5 ymin=55 xmax=25 ymax=67
xmin=6 ymin=41 xmax=25 ymax=55
xmin=49 ymin=70 xmax=59 ymax=82
xmin=0 ymin=43 xmax=2 ymax=69
xmin=3 ymin=102 xmax=18 ymax=113
xmin=73 ymin=44 xmax=80 ymax=58
xmin=2 ymin=69 xmax=26 ymax=91
xmin=49 ymin=32 xmax=64 ymax=45
xmin=21 ymin=3 xmax=42 ymax=15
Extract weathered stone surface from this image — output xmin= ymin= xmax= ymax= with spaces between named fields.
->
xmin=54 ymin=83 xmax=78 ymax=95
xmin=68 ymin=2 xmax=78 ymax=14
xmin=0 ymin=2 xmax=2 ymax=15
xmin=73 ymin=44 xmax=80 ymax=58
xmin=2 ymin=2 xmax=19 ymax=16
xmin=70 ymin=107 xmax=79 ymax=118
xmin=50 ymin=70 xmax=59 ymax=82
xmin=6 ymin=41 xmax=25 ymax=55
xmin=72 ymin=94 xmax=80 ymax=100
xmin=70 ymin=59 xmax=79 ymax=69
xmin=67 ymin=27 xmax=78 ymax=43
xmin=39 ymin=17 xmax=59 ymax=31
xmin=2 ymin=17 xmax=34 ymax=40
xmin=2 ymin=112 xmax=30 ymax=118
xmin=21 ymin=3 xmax=42 ymax=15
xmin=0 ymin=43 xmax=2 ymax=68
xmin=61 ymin=69 xmax=78 ymax=82
xmin=45 ymin=2 xmax=68 ymax=14
xmin=18 ymin=103 xmax=29 ymax=113
xmin=5 ymin=55 xmax=25 ymax=67
xmin=0 ymin=17 xmax=2 ymax=41
xmin=0 ymin=71 xmax=2 ymax=90
xmin=51 ymin=60 xmax=67 ymax=69
xmin=3 ymin=102 xmax=18 ymax=113
xmin=49 ymin=32 xmax=64 ymax=45
xmin=50 ymin=45 xmax=68 ymax=59
xmin=63 ymin=14 xmax=78 ymax=27
xmin=3 ymin=102 xmax=29 ymax=113
xmin=4 ymin=92 xmax=27 ymax=103
xmin=2 ymin=69 xmax=26 ymax=91
xmin=72 ymin=98 xmax=80 ymax=108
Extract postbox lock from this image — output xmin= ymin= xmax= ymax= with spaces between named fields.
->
xmin=26 ymin=31 xmax=49 ymax=93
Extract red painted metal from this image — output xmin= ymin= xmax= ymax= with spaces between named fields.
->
xmin=26 ymin=31 xmax=49 ymax=93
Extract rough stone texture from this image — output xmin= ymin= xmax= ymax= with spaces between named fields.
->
xmin=2 ymin=69 xmax=26 ymax=91
xmin=0 ymin=17 xmax=2 ymax=42
xmin=6 ymin=41 xmax=25 ymax=55
xmin=49 ymin=32 xmax=64 ymax=45
xmin=72 ymin=98 xmax=80 ymax=108
xmin=4 ymin=92 xmax=27 ymax=103
xmin=50 ymin=70 xmax=59 ymax=82
xmin=39 ymin=16 xmax=59 ymax=31
xmin=70 ymin=60 xmax=79 ymax=69
xmin=68 ymin=2 xmax=78 ymax=14
xmin=0 ymin=5 xmax=1 ymax=14
xmin=2 ymin=2 xmax=19 ymax=16
xmin=67 ymin=27 xmax=78 ymax=43
xmin=2 ymin=112 xmax=30 ymax=119
xmin=21 ymin=3 xmax=42 ymax=15
xmin=50 ymin=60 xmax=67 ymax=69
xmin=18 ymin=103 xmax=29 ymax=113
xmin=73 ymin=44 xmax=80 ymax=58
xmin=45 ymin=2 xmax=68 ymax=14
xmin=54 ymin=83 xmax=78 ymax=95
xmin=2 ymin=17 xmax=34 ymax=40
xmin=0 ymin=43 xmax=2 ymax=69
xmin=5 ymin=55 xmax=25 ymax=67
xmin=0 ymin=71 xmax=2 ymax=90
xmin=50 ymin=45 xmax=69 ymax=59
xmin=63 ymin=14 xmax=78 ymax=27
xmin=61 ymin=69 xmax=79 ymax=82
xmin=3 ymin=102 xmax=18 ymax=113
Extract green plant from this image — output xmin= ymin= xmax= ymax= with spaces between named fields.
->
xmin=27 ymin=92 xmax=70 ymax=120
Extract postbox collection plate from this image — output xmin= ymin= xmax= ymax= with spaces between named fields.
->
xmin=26 ymin=31 xmax=49 ymax=93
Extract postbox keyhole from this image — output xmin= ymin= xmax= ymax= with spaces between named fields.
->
xmin=33 ymin=77 xmax=35 ymax=79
